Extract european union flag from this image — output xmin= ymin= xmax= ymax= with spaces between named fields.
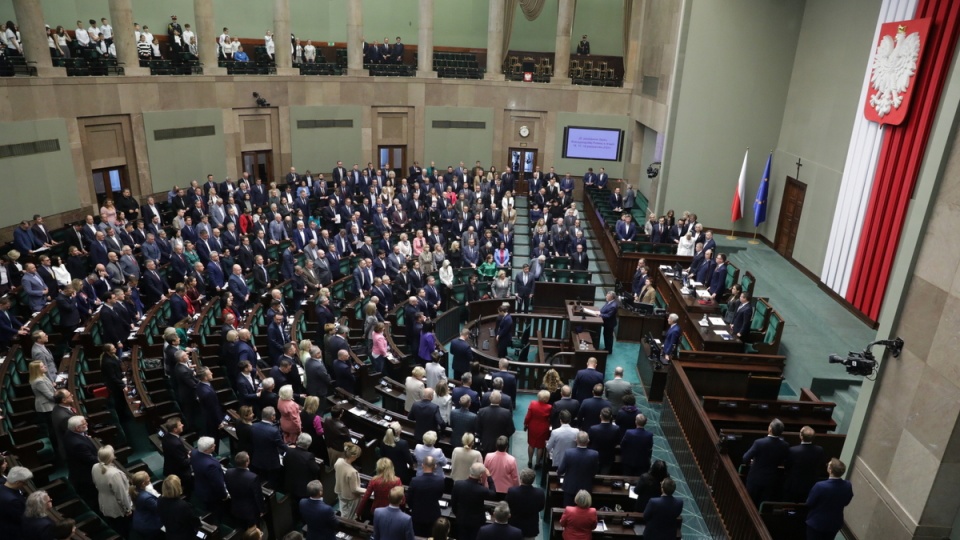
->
xmin=753 ymin=153 xmax=771 ymax=227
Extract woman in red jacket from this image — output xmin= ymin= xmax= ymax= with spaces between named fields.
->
xmin=523 ymin=389 xmax=553 ymax=469
xmin=357 ymin=457 xmax=404 ymax=521
xmin=560 ymin=490 xmax=598 ymax=540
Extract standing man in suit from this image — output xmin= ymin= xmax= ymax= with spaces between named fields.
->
xmin=496 ymin=304 xmax=513 ymax=359
xmin=449 ymin=328 xmax=473 ymax=380
xmin=578 ymin=384 xmax=611 ymax=430
xmin=491 ymin=358 xmax=518 ymax=404
xmin=731 ymin=291 xmax=754 ymax=345
xmin=173 ymin=351 xmax=199 ymax=429
xmin=160 ymin=417 xmax=193 ymax=496
xmin=62 ymin=416 xmax=100 ymax=509
xmin=304 ymin=346 xmax=333 ymax=411
xmin=371 ymin=486 xmax=415 ymax=540
xmin=604 ymin=366 xmax=632 ymax=413
xmin=284 ymin=433 xmax=322 ymax=513
xmin=599 ymin=291 xmax=619 ymax=353
xmin=571 ymin=357 xmax=604 ymax=403
xmin=514 ymin=264 xmax=535 ymax=313
xmin=191 ymin=436 xmax=228 ymax=523
xmin=806 ymin=458 xmax=854 ymax=540
xmin=476 ymin=501 xmax=523 ymax=540
xmin=643 ymin=478 xmax=684 ymax=540
xmin=783 ymin=426 xmax=826 ymax=503
xmin=408 ymin=455 xmax=445 ymax=536
xmin=299 ymin=480 xmax=337 ymax=540
xmin=250 ymin=407 xmax=288 ymax=489
xmin=225 ymin=452 xmax=266 ymax=530
xmin=557 ymin=431 xmax=599 ymax=506
xmin=451 ymin=462 xmax=496 ymax=540
xmin=743 ymin=418 xmax=790 ymax=507
xmin=620 ymin=413 xmax=654 ymax=476
xmin=662 ymin=314 xmax=681 ymax=362
xmin=408 ymin=387 xmax=446 ymax=442
xmin=267 ymin=313 xmax=286 ymax=365
xmin=476 ymin=391 xmax=515 ymax=454
xmin=709 ymin=253 xmax=728 ymax=300
xmin=227 ymin=264 xmax=250 ymax=312
xmin=505 ymin=468 xmax=545 ymax=539
xmin=195 ymin=368 xmax=225 ymax=453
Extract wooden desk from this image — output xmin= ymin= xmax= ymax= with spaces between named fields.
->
xmin=566 ymin=300 xmax=603 ymax=331
xmin=654 ymin=267 xmax=742 ymax=353
xmin=616 ymin=307 xmax=664 ymax=343
xmin=549 ymin=508 xmax=682 ymax=539
xmin=546 ymin=472 xmax=640 ymax=510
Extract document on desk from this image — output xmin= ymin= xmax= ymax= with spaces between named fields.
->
xmin=696 ymin=290 xmax=711 ymax=299
xmin=348 ymin=407 xmax=367 ymax=417
xmin=709 ymin=317 xmax=726 ymax=326
xmin=594 ymin=520 xmax=608 ymax=532
xmin=714 ymin=330 xmax=732 ymax=339
xmin=582 ymin=308 xmax=600 ymax=316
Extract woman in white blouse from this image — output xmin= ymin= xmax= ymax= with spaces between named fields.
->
xmin=93 ymin=445 xmax=134 ymax=537
xmin=677 ymin=232 xmax=696 ymax=256
xmin=501 ymin=190 xmax=516 ymax=211
xmin=438 ymin=259 xmax=454 ymax=288
xmin=396 ymin=233 xmax=412 ymax=259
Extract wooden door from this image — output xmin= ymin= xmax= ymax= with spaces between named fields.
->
xmin=774 ymin=177 xmax=806 ymax=258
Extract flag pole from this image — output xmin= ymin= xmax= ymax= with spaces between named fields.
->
xmin=749 ymin=228 xmax=760 ymax=245
xmin=728 ymin=147 xmax=748 ymax=240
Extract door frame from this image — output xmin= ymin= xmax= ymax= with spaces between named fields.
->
xmin=241 ymin=150 xmax=275 ymax=185
xmin=774 ymin=176 xmax=807 ymax=258
xmin=377 ymin=145 xmax=407 ymax=178
xmin=92 ymin=166 xmax=130 ymax=206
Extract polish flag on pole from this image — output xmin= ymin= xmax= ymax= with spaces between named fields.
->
xmin=731 ymin=149 xmax=748 ymax=222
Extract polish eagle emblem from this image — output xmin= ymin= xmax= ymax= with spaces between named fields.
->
xmin=863 ymin=18 xmax=930 ymax=125
xmin=868 ymin=25 xmax=921 ymax=118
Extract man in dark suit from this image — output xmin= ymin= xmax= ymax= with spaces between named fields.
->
xmin=408 ymin=388 xmax=446 ymax=442
xmin=742 ymin=418 xmax=790 ymax=507
xmin=450 ymin=395 xmax=478 ymax=447
xmin=161 ymin=417 xmax=194 ymax=496
xmin=284 ymin=433 xmax=322 ymax=510
xmin=450 ymin=328 xmax=473 ymax=380
xmin=304 ymin=346 xmax=333 ymax=410
xmin=588 ymin=408 xmax=620 ymax=474
xmin=557 ymin=431 xmax=599 ymax=506
xmin=805 ymin=458 xmax=853 ymax=540
xmin=578 ymin=384 xmax=612 ymax=430
xmin=267 ymin=313 xmax=286 ymax=366
xmin=731 ymin=291 xmax=754 ymax=344
xmin=488 ymin=357 xmax=518 ymax=402
xmin=481 ymin=378 xmax=514 ymax=411
xmin=505 ymin=468 xmax=545 ymax=539
xmin=514 ymin=265 xmax=535 ymax=313
xmin=476 ymin=501 xmax=523 ymax=540
xmin=620 ymin=413 xmax=654 ymax=476
xmin=708 ymin=253 xmax=728 ymax=300
xmin=496 ymin=305 xmax=513 ymax=358
xmin=173 ymin=352 xmax=200 ymax=429
xmin=371 ymin=486 xmax=415 ymax=540
xmin=452 ymin=374 xmax=480 ymax=413
xmin=50 ymin=390 xmax=76 ymax=458
xmin=300 ymin=480 xmax=338 ymax=540
xmin=227 ymin=264 xmax=250 ymax=312
xmin=571 ymin=357 xmax=604 ymax=403
xmin=643 ymin=477 xmax=684 ymax=540
xmin=250 ymin=407 xmax=287 ymax=489
xmin=551 ymin=385 xmax=580 ymax=428
xmin=599 ymin=291 xmax=619 ymax=353
xmin=783 ymin=426 xmax=827 ymax=503
xmin=476 ymin=391 xmax=516 ymax=454
xmin=451 ymin=462 xmax=496 ymax=540
xmin=191 ymin=436 xmax=228 ymax=522
xmin=195 ymin=368 xmax=224 ymax=452
xmin=62 ymin=416 xmax=100 ymax=509
xmin=408 ymin=455 xmax=446 ymax=536
xmin=332 ymin=350 xmax=357 ymax=394
xmin=662 ymin=314 xmax=681 ymax=362
xmin=225 ymin=452 xmax=266 ymax=529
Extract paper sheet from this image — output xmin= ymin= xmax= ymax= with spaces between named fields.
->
xmin=709 ymin=317 xmax=726 ymax=326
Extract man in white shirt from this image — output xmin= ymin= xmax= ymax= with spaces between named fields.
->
xmin=219 ymin=28 xmax=231 ymax=59
xmin=74 ymin=20 xmax=91 ymax=47
xmin=134 ymin=23 xmax=141 ymax=43
xmin=546 ymin=409 xmax=579 ymax=469
xmin=181 ymin=24 xmax=195 ymax=48
xmin=99 ymin=18 xmax=113 ymax=46
xmin=86 ymin=20 xmax=99 ymax=46
xmin=264 ymin=30 xmax=274 ymax=59
xmin=142 ymin=25 xmax=154 ymax=46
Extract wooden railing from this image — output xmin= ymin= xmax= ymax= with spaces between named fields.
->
xmin=661 ymin=361 xmax=772 ymax=540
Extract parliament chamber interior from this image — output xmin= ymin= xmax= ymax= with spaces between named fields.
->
xmin=1 ymin=0 xmax=959 ymax=539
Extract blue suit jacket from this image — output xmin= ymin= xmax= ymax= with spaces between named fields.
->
xmin=190 ymin=450 xmax=227 ymax=503
xmin=451 ymin=385 xmax=479 ymax=412
xmin=743 ymin=435 xmax=790 ymax=490
xmin=169 ymin=294 xmax=188 ymax=323
xmin=491 ymin=370 xmax=518 ymax=402
xmin=643 ymin=495 xmax=683 ymax=540
xmin=731 ymin=302 xmax=753 ymax=338
xmin=557 ymin=447 xmax=599 ymax=496
xmin=805 ymin=478 xmax=853 ymax=534
xmin=89 ymin=240 xmax=109 ymax=266
xmin=578 ymin=397 xmax=612 ymax=429
xmin=196 ymin=382 xmax=223 ymax=436
xmin=407 ymin=471 xmax=445 ymax=526
xmin=206 ymin=261 xmax=224 ymax=289
xmin=267 ymin=322 xmax=286 ymax=364
xmin=662 ymin=324 xmax=681 ymax=358
xmin=497 ymin=313 xmax=514 ymax=341
xmin=476 ymin=522 xmax=523 ymax=540
xmin=249 ymin=421 xmax=286 ymax=471
xmin=708 ymin=263 xmax=727 ymax=296
xmin=281 ymin=249 xmax=296 ymax=280
xmin=371 ymin=506 xmax=415 ymax=540
xmin=571 ymin=368 xmax=604 ymax=403
xmin=299 ymin=498 xmax=338 ymax=540
xmin=224 ymin=467 xmax=265 ymax=519
xmin=0 ymin=310 xmax=22 ymax=344
xmin=228 ymin=274 xmax=250 ymax=301
xmin=14 ymin=226 xmax=41 ymax=253
xmin=616 ymin=221 xmax=637 ymax=241
xmin=621 ymin=427 xmax=654 ymax=471
xmin=449 ymin=337 xmax=473 ymax=376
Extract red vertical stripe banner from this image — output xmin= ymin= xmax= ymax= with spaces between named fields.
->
xmin=847 ymin=0 xmax=960 ymax=321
